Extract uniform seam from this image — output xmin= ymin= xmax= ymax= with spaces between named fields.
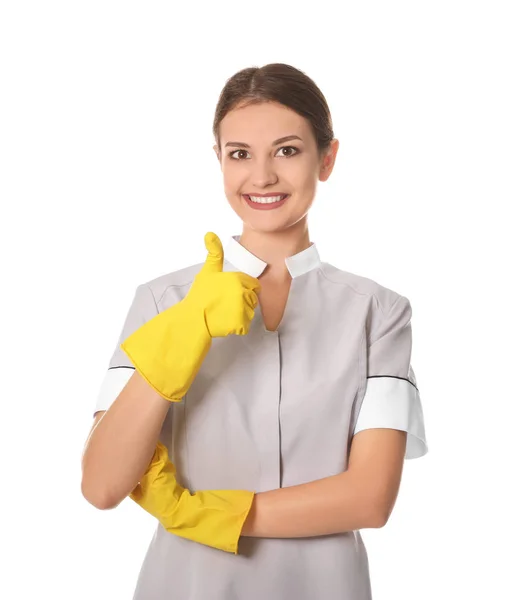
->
xmin=352 ymin=323 xmax=367 ymax=437
xmin=369 ymin=294 xmax=406 ymax=347
xmin=317 ymin=266 xmax=394 ymax=323
xmin=145 ymin=278 xmax=197 ymax=310
xmin=143 ymin=283 xmax=161 ymax=314
xmin=318 ymin=266 xmax=373 ymax=299
xmin=367 ymin=374 xmax=419 ymax=392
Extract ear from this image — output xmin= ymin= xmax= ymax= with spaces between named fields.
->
xmin=319 ymin=138 xmax=339 ymax=182
xmin=213 ymin=144 xmax=221 ymax=162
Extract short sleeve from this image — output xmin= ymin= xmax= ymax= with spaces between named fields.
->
xmin=93 ymin=283 xmax=159 ymax=416
xmin=353 ymin=295 xmax=428 ymax=459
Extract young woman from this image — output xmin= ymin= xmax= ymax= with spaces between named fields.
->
xmin=82 ymin=63 xmax=428 ymax=600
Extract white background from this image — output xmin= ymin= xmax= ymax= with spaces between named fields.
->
xmin=1 ymin=1 xmax=506 ymax=598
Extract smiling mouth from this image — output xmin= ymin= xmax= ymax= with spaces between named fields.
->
xmin=241 ymin=194 xmax=290 ymax=211
xmin=242 ymin=194 xmax=289 ymax=204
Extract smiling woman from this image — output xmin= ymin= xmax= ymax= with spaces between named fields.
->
xmin=82 ymin=63 xmax=428 ymax=600
xmin=212 ymin=68 xmax=337 ymax=241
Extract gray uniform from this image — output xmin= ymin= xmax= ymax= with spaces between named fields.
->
xmin=94 ymin=234 xmax=428 ymax=600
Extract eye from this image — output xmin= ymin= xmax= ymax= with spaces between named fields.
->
xmin=228 ymin=146 xmax=300 ymax=160
xmin=228 ymin=149 xmax=249 ymax=160
xmin=276 ymin=146 xmax=299 ymax=158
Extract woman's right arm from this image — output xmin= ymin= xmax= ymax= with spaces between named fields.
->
xmin=81 ymin=232 xmax=260 ymax=516
xmin=81 ymin=370 xmax=170 ymax=510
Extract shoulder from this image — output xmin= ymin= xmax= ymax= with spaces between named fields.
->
xmin=136 ymin=261 xmax=204 ymax=309
xmin=319 ymin=261 xmax=410 ymax=318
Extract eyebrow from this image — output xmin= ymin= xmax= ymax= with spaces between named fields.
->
xmin=224 ymin=135 xmax=303 ymax=149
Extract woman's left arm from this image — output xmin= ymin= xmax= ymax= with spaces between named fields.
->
xmin=241 ymin=428 xmax=407 ymax=538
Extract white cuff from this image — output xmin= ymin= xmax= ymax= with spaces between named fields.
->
xmin=354 ymin=376 xmax=428 ymax=459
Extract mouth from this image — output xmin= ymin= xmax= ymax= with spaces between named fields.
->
xmin=242 ymin=193 xmax=289 ymax=208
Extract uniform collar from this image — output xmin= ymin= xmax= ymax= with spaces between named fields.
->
xmin=224 ymin=234 xmax=321 ymax=279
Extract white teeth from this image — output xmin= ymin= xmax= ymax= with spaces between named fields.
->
xmin=248 ymin=195 xmax=286 ymax=204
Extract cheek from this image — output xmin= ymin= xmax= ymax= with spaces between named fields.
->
xmin=222 ymin=165 xmax=242 ymax=191
xmin=285 ymin=158 xmax=316 ymax=184
xmin=291 ymin=173 xmax=317 ymax=197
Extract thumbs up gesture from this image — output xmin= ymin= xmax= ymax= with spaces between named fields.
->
xmin=121 ymin=232 xmax=261 ymax=402
xmin=182 ymin=232 xmax=262 ymax=337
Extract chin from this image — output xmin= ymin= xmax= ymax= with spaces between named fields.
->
xmin=243 ymin=217 xmax=304 ymax=235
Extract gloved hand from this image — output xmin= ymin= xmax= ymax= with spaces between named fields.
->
xmin=121 ymin=231 xmax=261 ymax=401
xmin=129 ymin=441 xmax=254 ymax=554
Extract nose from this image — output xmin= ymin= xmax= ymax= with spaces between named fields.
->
xmin=250 ymin=157 xmax=278 ymax=188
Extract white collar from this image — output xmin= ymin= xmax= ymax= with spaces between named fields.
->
xmin=224 ymin=235 xmax=321 ymax=279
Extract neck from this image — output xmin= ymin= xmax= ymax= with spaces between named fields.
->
xmin=239 ymin=221 xmax=311 ymax=283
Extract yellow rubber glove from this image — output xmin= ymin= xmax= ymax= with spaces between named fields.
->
xmin=129 ymin=441 xmax=254 ymax=554
xmin=120 ymin=231 xmax=261 ymax=402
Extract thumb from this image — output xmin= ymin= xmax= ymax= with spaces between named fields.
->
xmin=201 ymin=231 xmax=224 ymax=273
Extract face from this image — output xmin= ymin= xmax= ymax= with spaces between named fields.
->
xmin=214 ymin=101 xmax=338 ymax=234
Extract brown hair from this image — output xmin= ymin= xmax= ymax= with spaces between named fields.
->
xmin=213 ymin=63 xmax=335 ymax=160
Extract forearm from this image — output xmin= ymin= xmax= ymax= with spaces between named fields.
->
xmin=81 ymin=370 xmax=171 ymax=509
xmin=241 ymin=470 xmax=382 ymax=538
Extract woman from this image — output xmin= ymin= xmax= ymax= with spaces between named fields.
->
xmin=82 ymin=63 xmax=428 ymax=600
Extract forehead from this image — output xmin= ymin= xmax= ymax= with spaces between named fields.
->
xmin=220 ymin=101 xmax=312 ymax=143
